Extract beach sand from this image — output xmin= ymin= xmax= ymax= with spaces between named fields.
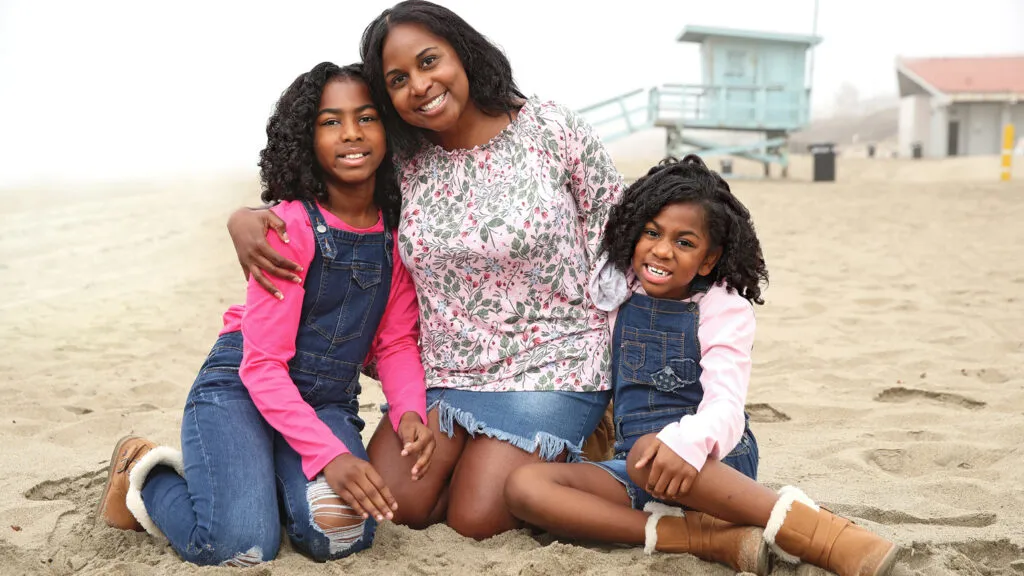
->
xmin=2 ymin=155 xmax=1022 ymax=575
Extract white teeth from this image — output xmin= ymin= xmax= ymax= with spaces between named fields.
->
xmin=343 ymin=153 xmax=367 ymax=159
xmin=420 ymin=92 xmax=446 ymax=112
xmin=646 ymin=265 xmax=669 ymax=277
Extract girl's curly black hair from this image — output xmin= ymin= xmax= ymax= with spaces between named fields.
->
xmin=258 ymin=61 xmax=402 ymax=229
xmin=359 ymin=0 xmax=526 ymax=155
xmin=601 ymin=155 xmax=769 ymax=305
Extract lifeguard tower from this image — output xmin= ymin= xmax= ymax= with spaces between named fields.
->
xmin=579 ymin=25 xmax=822 ymax=177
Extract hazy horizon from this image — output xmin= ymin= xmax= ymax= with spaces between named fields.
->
xmin=1 ymin=0 xmax=1022 ymax=188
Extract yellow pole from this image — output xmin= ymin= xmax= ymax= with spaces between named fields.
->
xmin=1002 ymin=123 xmax=1015 ymax=181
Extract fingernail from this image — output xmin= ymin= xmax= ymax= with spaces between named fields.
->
xmin=296 ymin=266 xmax=303 ymax=272
xmin=282 ymin=233 xmax=290 ymax=243
xmin=392 ymin=503 xmax=399 ymax=510
xmin=376 ymin=515 xmax=383 ymax=521
xmin=386 ymin=512 xmax=394 ymax=520
xmin=275 ymin=292 xmax=283 ymax=300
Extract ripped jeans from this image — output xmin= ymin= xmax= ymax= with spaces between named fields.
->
xmin=140 ymin=334 xmax=374 ymax=566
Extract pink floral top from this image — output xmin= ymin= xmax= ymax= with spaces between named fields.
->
xmin=397 ymin=97 xmax=624 ymax=392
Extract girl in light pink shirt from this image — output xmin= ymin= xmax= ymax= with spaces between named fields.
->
xmin=505 ymin=156 xmax=898 ymax=576
xmin=96 ymin=62 xmax=431 ymax=566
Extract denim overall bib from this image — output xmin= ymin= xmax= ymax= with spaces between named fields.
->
xmin=142 ymin=200 xmax=393 ymax=565
xmin=593 ymin=279 xmax=759 ymax=510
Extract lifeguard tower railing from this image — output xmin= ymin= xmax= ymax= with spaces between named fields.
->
xmin=579 ymin=84 xmax=811 ymax=167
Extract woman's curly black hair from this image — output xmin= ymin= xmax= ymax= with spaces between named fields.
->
xmin=600 ymin=155 xmax=769 ymax=305
xmin=359 ymin=0 xmax=526 ymax=155
xmin=258 ymin=61 xmax=401 ymax=229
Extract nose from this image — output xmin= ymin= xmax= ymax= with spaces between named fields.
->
xmin=341 ymin=119 xmax=363 ymax=143
xmin=650 ymin=237 xmax=673 ymax=259
xmin=409 ymin=71 xmax=432 ymax=97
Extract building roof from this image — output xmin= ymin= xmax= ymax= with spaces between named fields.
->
xmin=897 ymin=56 xmax=1024 ymax=102
xmin=677 ymin=25 xmax=822 ymax=47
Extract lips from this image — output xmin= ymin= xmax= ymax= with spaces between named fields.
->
xmin=336 ymin=149 xmax=371 ymax=166
xmin=640 ymin=263 xmax=672 ymax=284
xmin=418 ymin=91 xmax=448 ymax=113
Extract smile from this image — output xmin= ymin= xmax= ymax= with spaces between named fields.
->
xmin=341 ymin=152 xmax=368 ymax=159
xmin=644 ymin=264 xmax=671 ymax=278
xmin=418 ymin=91 xmax=447 ymax=113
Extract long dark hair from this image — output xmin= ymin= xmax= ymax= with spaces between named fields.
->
xmin=257 ymin=62 xmax=402 ymax=228
xmin=359 ymin=0 xmax=526 ymax=154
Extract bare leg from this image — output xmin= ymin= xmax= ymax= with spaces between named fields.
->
xmin=445 ymin=436 xmax=562 ymax=540
xmin=626 ymin=434 xmax=777 ymax=526
xmin=505 ymin=462 xmax=647 ymax=543
xmin=366 ymin=408 xmax=466 ymax=528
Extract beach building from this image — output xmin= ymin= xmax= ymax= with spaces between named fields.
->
xmin=896 ymin=55 xmax=1024 ymax=158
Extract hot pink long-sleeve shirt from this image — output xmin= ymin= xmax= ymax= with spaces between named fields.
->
xmin=219 ymin=200 xmax=427 ymax=480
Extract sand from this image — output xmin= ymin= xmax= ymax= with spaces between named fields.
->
xmin=2 ymin=154 xmax=1023 ymax=575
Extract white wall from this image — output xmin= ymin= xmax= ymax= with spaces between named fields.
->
xmin=963 ymin=103 xmax=1003 ymax=155
xmin=928 ymin=104 xmax=949 ymax=158
xmin=898 ymin=95 xmax=931 ymax=157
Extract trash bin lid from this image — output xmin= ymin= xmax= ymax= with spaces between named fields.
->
xmin=808 ymin=143 xmax=835 ymax=154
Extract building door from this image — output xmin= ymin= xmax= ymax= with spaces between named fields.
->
xmin=947 ymin=121 xmax=959 ymax=156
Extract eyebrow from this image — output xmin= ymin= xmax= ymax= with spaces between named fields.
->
xmin=649 ymin=219 xmax=700 ymax=238
xmin=385 ymin=46 xmax=438 ymax=78
xmin=316 ymin=104 xmax=377 ymax=116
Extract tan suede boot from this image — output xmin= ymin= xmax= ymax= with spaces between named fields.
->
xmin=581 ymin=403 xmax=615 ymax=462
xmin=764 ymin=486 xmax=898 ymax=576
xmin=97 ymin=436 xmax=157 ymax=531
xmin=644 ymin=502 xmax=770 ymax=575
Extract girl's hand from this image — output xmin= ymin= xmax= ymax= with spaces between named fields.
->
xmin=634 ymin=438 xmax=698 ymax=501
xmin=397 ymin=412 xmax=435 ymax=481
xmin=227 ymin=207 xmax=303 ymax=299
xmin=321 ymin=453 xmax=398 ymax=521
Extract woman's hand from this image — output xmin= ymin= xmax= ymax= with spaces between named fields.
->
xmin=322 ymin=453 xmax=398 ymax=521
xmin=226 ymin=207 xmax=303 ymax=299
xmin=633 ymin=438 xmax=698 ymax=501
xmin=397 ymin=411 xmax=435 ymax=481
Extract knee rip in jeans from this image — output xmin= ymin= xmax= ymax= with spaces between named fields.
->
xmin=306 ymin=476 xmax=365 ymax=555
xmin=219 ymin=546 xmax=264 ymax=567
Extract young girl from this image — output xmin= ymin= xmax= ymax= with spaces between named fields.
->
xmin=95 ymin=62 xmax=433 ymax=566
xmin=505 ymin=156 xmax=898 ymax=576
xmin=224 ymin=0 xmax=622 ymax=540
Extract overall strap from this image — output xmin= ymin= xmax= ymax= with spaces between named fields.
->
xmin=300 ymin=200 xmax=337 ymax=261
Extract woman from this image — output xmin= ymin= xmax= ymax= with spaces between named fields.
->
xmin=227 ymin=0 xmax=622 ymax=539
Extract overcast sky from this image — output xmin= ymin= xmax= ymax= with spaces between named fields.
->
xmin=1 ymin=0 xmax=1021 ymax=187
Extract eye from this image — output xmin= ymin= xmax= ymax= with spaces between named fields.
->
xmin=359 ymin=115 xmax=378 ymax=124
xmin=643 ymin=228 xmax=658 ymax=238
xmin=421 ymin=55 xmax=438 ymax=67
xmin=389 ymin=73 xmax=407 ymax=87
xmin=676 ymin=239 xmax=695 ymax=248
xmin=320 ymin=119 xmax=340 ymax=126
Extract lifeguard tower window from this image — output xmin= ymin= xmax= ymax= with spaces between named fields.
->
xmin=725 ymin=51 xmax=748 ymax=77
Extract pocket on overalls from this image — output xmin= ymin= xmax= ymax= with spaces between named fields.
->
xmin=197 ymin=335 xmax=244 ymax=375
xmin=307 ymin=261 xmax=383 ymax=344
xmin=619 ymin=327 xmax=693 ymax=391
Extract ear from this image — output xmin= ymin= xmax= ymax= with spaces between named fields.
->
xmin=698 ymin=246 xmax=722 ymax=276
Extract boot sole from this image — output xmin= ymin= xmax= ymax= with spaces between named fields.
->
xmin=94 ymin=434 xmax=142 ymax=527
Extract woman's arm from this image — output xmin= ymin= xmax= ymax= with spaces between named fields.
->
xmin=227 ymin=207 xmax=304 ymax=298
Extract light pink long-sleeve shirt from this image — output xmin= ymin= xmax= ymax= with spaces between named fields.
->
xmin=220 ymin=200 xmax=427 ymax=480
xmin=652 ymin=283 xmax=756 ymax=472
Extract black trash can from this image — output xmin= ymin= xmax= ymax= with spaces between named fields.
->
xmin=808 ymin=143 xmax=836 ymax=182
xmin=867 ymin=144 xmax=876 ymax=158
xmin=911 ymin=142 xmax=923 ymax=159
xmin=720 ymin=159 xmax=733 ymax=175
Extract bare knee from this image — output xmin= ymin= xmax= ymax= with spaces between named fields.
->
xmin=504 ymin=463 xmax=550 ymax=517
xmin=306 ymin=478 xmax=367 ymax=559
xmin=625 ymin=434 xmax=658 ymax=487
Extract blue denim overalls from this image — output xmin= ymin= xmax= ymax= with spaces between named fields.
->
xmin=141 ymin=200 xmax=392 ymax=565
xmin=593 ymin=278 xmax=759 ymax=510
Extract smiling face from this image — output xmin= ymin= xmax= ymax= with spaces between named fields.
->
xmin=380 ymin=23 xmax=473 ymax=137
xmin=632 ymin=202 xmax=722 ymax=300
xmin=313 ymin=78 xmax=386 ymax=187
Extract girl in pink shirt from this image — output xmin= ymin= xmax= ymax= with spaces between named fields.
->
xmin=96 ymin=62 xmax=431 ymax=566
xmin=505 ymin=156 xmax=898 ymax=576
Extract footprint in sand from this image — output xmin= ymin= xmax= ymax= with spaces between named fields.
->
xmin=62 ymin=406 xmax=94 ymax=415
xmin=903 ymin=540 xmax=1024 ymax=574
xmin=959 ymin=368 xmax=1010 ymax=384
xmin=837 ymin=504 xmax=996 ymax=528
xmin=25 ymin=468 xmax=107 ymax=508
xmin=864 ymin=444 xmax=1003 ymax=477
xmin=745 ymin=403 xmax=791 ymax=423
xmin=874 ymin=387 xmax=986 ymax=409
